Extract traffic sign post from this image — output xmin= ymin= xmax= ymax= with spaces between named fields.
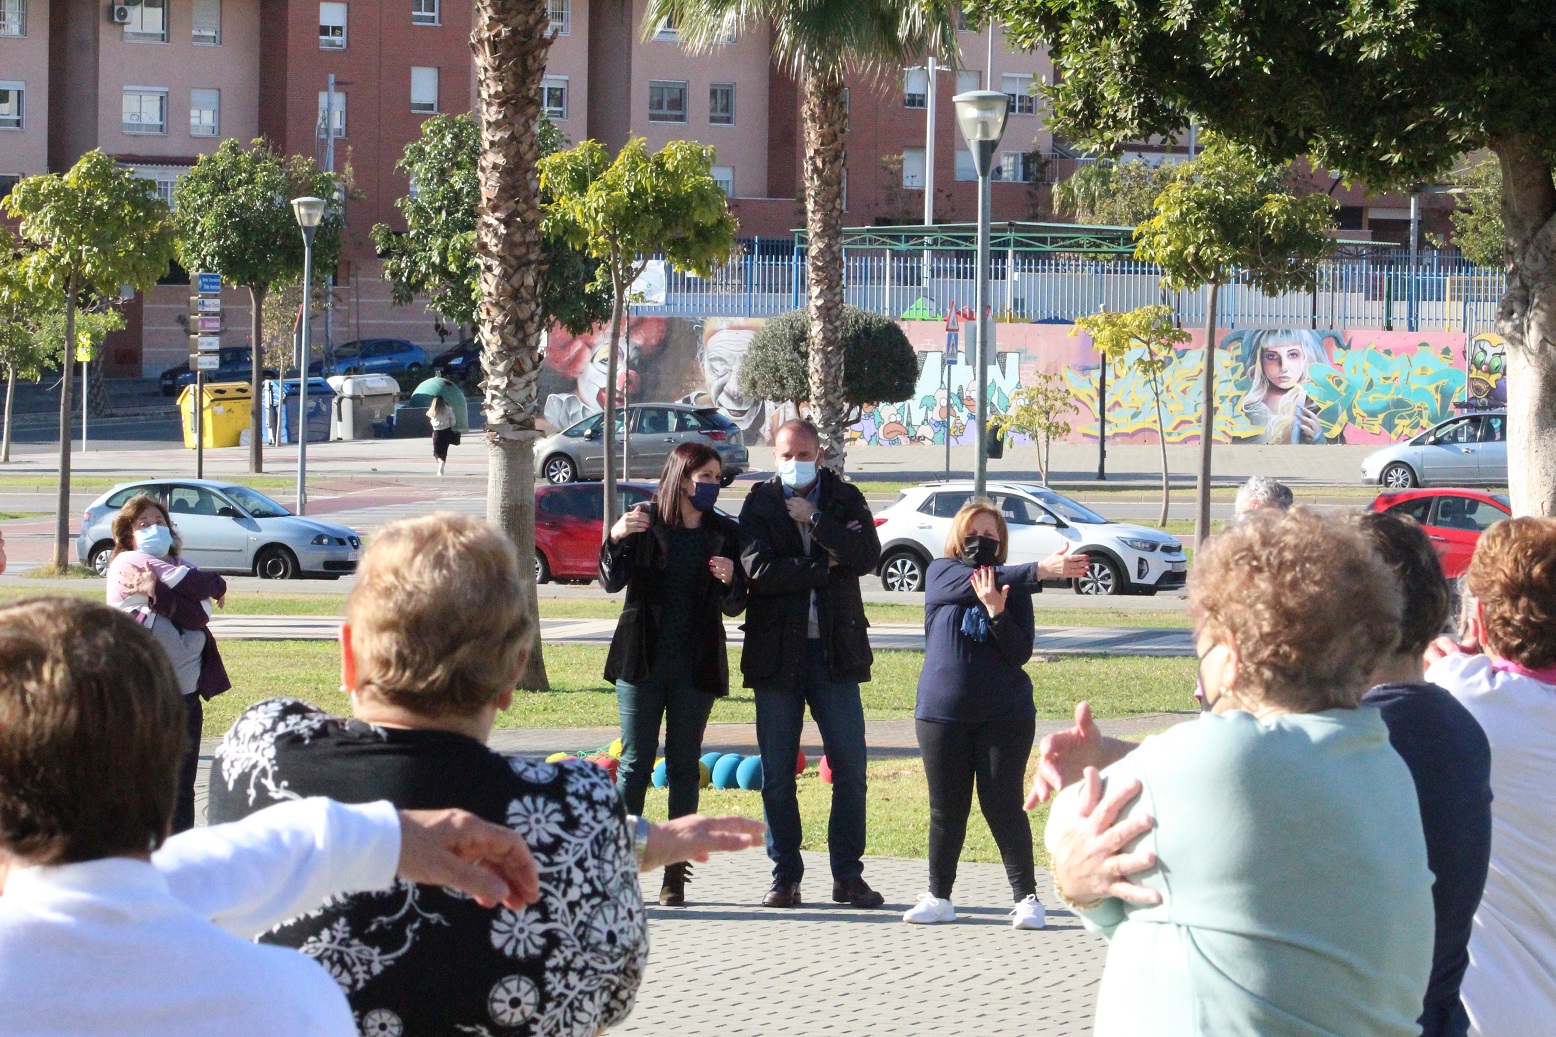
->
xmin=190 ymin=273 xmax=220 ymax=479
xmin=197 ymin=272 xmax=222 ymax=295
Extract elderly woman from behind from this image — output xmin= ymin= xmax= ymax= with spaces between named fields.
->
xmin=1043 ymin=508 xmax=1434 ymax=1037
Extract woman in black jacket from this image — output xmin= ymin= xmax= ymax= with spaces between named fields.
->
xmin=600 ymin=441 xmax=746 ymax=905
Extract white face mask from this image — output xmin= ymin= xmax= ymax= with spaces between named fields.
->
xmin=777 ymin=458 xmax=817 ymax=490
xmin=133 ymin=524 xmax=174 ymax=559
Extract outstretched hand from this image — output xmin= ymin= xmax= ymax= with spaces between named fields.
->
xmin=1039 ymin=542 xmax=1090 ymax=582
xmin=1049 ymin=767 xmax=1160 ymax=910
xmin=396 ymin=808 xmax=541 ymax=910
xmin=1027 ymin=701 xmax=1104 ymax=807
xmin=642 ymin=814 xmax=766 ymax=871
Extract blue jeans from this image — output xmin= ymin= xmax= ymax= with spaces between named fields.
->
xmin=616 ymin=674 xmax=714 ymax=820
xmin=754 ymin=640 xmax=868 ymax=884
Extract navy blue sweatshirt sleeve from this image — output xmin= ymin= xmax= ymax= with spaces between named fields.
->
xmin=987 ymin=588 xmax=1035 ymax=668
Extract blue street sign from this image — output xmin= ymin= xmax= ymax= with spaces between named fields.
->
xmin=196 ymin=272 xmax=222 ymax=295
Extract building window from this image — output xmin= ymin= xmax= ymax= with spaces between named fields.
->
xmin=122 ymin=90 xmax=167 ymax=134
xmin=191 ymin=0 xmax=220 ymax=44
xmin=410 ymin=66 xmax=439 ymax=114
xmin=142 ymin=175 xmax=177 ymax=209
xmin=317 ymin=90 xmax=346 ymax=137
xmin=708 ymin=83 xmax=734 ymax=125
xmin=955 ymin=69 xmax=981 ymax=94
xmin=0 ymin=175 xmax=18 ymax=198
xmin=954 ymin=149 xmax=976 ymax=181
xmin=0 ymin=83 xmax=21 ymax=130
xmin=540 ymin=76 xmax=567 ymax=121
xmin=1003 ymin=74 xmax=1034 ymax=115
xmin=902 ymin=147 xmax=926 ymax=189
xmin=190 ymin=89 xmax=220 ymax=136
xmin=124 ymin=0 xmax=166 ymax=42
xmin=903 ymin=68 xmax=927 ymax=109
xmin=710 ymin=165 xmax=733 ymax=197
xmin=319 ymin=2 xmax=346 ymax=48
xmin=998 ymin=152 xmax=1040 ymax=183
xmin=547 ymin=0 xmax=568 ymax=35
xmin=411 ymin=0 xmax=437 ymax=25
xmin=0 ymin=0 xmax=25 ymax=37
xmin=653 ymin=14 xmax=677 ymax=40
xmin=648 ymin=80 xmax=687 ymax=123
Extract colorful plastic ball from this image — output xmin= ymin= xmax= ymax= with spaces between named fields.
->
xmin=700 ymin=751 xmax=723 ymax=773
xmin=795 ymin=750 xmax=807 ymax=775
xmin=545 ymin=751 xmax=570 ymax=763
xmin=819 ymin=755 xmax=833 ymax=784
xmin=608 ymin=738 xmax=623 ymax=758
xmin=712 ymin=753 xmax=744 ymax=790
xmin=737 ymin=755 xmax=765 ymax=791
xmin=698 ymin=760 xmax=712 ymax=788
xmin=590 ymin=755 xmax=619 ymax=782
xmin=651 ymin=758 xmax=668 ymax=788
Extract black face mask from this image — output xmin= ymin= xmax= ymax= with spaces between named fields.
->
xmin=962 ymin=534 xmax=1000 ymax=568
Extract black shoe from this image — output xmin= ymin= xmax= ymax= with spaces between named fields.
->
xmin=659 ymin=862 xmax=691 ymax=907
xmin=832 ymin=875 xmax=885 ymax=909
xmin=762 ymin=880 xmax=802 ymax=908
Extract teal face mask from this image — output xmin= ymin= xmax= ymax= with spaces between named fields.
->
xmin=777 ymin=458 xmax=816 ymax=489
xmin=134 ymin=524 xmax=174 ymax=559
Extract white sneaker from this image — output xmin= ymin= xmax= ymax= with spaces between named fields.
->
xmin=903 ymin=893 xmax=956 ymax=924
xmin=1010 ymin=895 xmax=1047 ymax=930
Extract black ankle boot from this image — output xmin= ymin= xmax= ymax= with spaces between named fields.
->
xmin=659 ymin=862 xmax=692 ymax=906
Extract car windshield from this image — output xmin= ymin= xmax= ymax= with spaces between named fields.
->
xmin=223 ymin=486 xmax=291 ymax=518
xmin=1027 ymin=489 xmax=1108 ymax=525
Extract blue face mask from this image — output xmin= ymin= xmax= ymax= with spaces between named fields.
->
xmin=689 ymin=480 xmax=720 ymax=512
xmin=134 ymin=524 xmax=174 ymax=559
xmin=777 ymin=458 xmax=817 ymax=490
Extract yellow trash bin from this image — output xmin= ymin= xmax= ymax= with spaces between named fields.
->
xmin=178 ymin=382 xmax=252 ymax=449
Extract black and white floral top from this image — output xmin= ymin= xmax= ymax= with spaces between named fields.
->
xmin=209 ymin=698 xmax=647 ymax=1037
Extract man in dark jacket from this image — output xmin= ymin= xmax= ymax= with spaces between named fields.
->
xmin=739 ymin=419 xmax=883 ymax=909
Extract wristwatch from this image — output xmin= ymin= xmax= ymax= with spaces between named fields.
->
xmin=630 ymin=814 xmax=651 ymax=867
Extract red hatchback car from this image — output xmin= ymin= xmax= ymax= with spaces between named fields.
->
xmin=1368 ymin=488 xmax=1513 ymax=579
xmin=534 ymin=481 xmax=656 ymax=583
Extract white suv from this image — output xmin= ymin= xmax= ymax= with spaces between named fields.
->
xmin=872 ymin=481 xmax=1188 ymax=596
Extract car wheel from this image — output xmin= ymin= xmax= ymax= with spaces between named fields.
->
xmin=879 ymin=549 xmax=927 ymax=593
xmin=535 ymin=549 xmax=552 ymax=585
xmin=1381 ymin=462 xmax=1418 ymax=489
xmin=542 ymin=454 xmax=578 ymax=484
xmin=1073 ymin=553 xmax=1123 ymax=596
xmin=255 ymin=545 xmax=299 ymax=580
xmin=89 ymin=540 xmax=115 ymax=577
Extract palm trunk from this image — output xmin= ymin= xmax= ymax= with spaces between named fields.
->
xmin=472 ymin=0 xmax=553 ymax=690
xmin=1195 ymin=281 xmax=1220 ymax=551
xmin=800 ymin=65 xmax=850 ymax=472
xmin=1494 ymin=137 xmax=1556 ymax=516
xmin=249 ymin=284 xmax=265 ymax=473
xmin=602 ymin=278 xmax=625 ymax=536
xmin=1152 ymin=368 xmax=1171 ymax=527
xmin=2 ymin=362 xmax=14 ymax=463
xmin=54 ymin=273 xmax=77 ymax=570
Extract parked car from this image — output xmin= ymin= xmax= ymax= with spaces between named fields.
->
xmin=432 ymin=339 xmax=481 ymax=385
xmin=77 ymin=479 xmax=361 ymax=580
xmin=871 ymin=481 xmax=1188 ymax=596
xmin=534 ymin=481 xmax=657 ymax=583
xmin=160 ymin=348 xmax=277 ymax=396
xmin=1368 ymin=488 xmax=1512 ymax=578
xmin=1361 ymin=410 xmax=1508 ymax=488
xmin=333 ymin=339 xmax=429 ymax=377
xmin=534 ymin=404 xmax=749 ymax=486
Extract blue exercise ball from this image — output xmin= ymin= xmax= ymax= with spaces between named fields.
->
xmin=736 ymin=755 xmax=765 ymax=791
xmin=700 ymin=751 xmax=723 ymax=774
xmin=712 ymin=753 xmax=744 ymax=790
xmin=651 ymin=758 xmax=668 ymax=788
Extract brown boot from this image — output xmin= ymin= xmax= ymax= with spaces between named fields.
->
xmin=659 ymin=862 xmax=692 ymax=906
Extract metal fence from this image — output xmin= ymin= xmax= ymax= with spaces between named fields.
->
xmin=637 ymin=244 xmax=1507 ymax=334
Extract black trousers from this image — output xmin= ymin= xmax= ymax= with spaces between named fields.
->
xmin=172 ymin=694 xmax=203 ymax=834
xmin=916 ymin=715 xmax=1037 ymax=901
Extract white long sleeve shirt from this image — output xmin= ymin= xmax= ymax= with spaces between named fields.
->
xmin=0 ymin=798 xmax=401 ymax=1037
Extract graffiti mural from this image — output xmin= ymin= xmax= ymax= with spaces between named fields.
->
xmin=1464 ymin=332 xmax=1508 ymax=410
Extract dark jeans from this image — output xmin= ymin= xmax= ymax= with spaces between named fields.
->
xmin=916 ymin=714 xmax=1037 ymax=901
xmin=172 ymin=694 xmax=203 ymax=834
xmin=754 ymin=640 xmax=868 ymax=884
xmin=616 ymin=673 xmax=715 ymax=820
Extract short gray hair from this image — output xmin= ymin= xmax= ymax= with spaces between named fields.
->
xmin=1235 ymin=476 xmax=1294 ymax=516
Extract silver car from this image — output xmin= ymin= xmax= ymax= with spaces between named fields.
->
xmin=1360 ymin=411 xmax=1508 ymax=489
xmin=76 ymin=479 xmax=361 ymax=580
xmin=535 ymin=403 xmax=750 ymax=485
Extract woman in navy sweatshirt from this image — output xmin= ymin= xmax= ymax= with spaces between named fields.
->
xmin=904 ymin=499 xmax=1086 ymax=929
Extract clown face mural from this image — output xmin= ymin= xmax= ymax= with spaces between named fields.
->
xmin=1466 ymin=333 xmax=1508 ymax=410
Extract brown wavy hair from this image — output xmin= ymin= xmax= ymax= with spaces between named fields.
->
xmin=655 ymin=441 xmax=722 ymax=530
xmin=945 ymin=499 xmax=1010 ymax=564
xmin=1467 ymin=516 xmax=1556 ymax=669
xmin=110 ymin=494 xmax=180 ymax=560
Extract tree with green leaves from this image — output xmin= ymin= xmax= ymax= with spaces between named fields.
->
xmin=739 ymin=306 xmax=920 ymax=423
xmin=172 ymin=139 xmax=342 ymax=474
xmin=1447 ymin=158 xmax=1503 ymax=269
xmin=1074 ymin=306 xmax=1189 ymax=526
xmin=540 ymin=137 xmax=736 ymax=530
xmin=648 ymin=0 xmax=956 ymax=473
xmin=1053 ymin=159 xmax=1178 ymax=227
xmin=989 ymin=0 xmax=1556 ymax=517
xmin=991 ymin=373 xmax=1072 ymax=484
xmin=4 ymin=151 xmax=174 ymax=568
xmin=371 ymin=114 xmax=609 ymax=351
xmin=1132 ymin=136 xmax=1334 ymax=548
xmin=0 ymin=238 xmax=51 ymax=464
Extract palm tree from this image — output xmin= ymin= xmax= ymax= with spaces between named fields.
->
xmin=471 ymin=0 xmax=553 ymax=689
xmin=649 ymin=0 xmax=957 ymax=471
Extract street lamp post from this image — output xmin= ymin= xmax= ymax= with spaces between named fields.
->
xmin=291 ymin=196 xmax=326 ymax=516
xmin=953 ymin=90 xmax=1008 ymax=499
